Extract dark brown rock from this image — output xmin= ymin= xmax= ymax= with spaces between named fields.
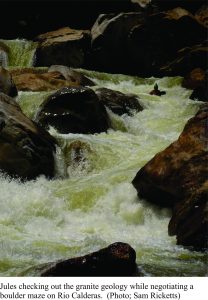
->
xmin=0 ymin=67 xmax=18 ymax=97
xmin=35 ymin=27 xmax=91 ymax=68
xmin=90 ymin=8 xmax=206 ymax=76
xmin=128 ymin=8 xmax=206 ymax=76
xmin=182 ymin=68 xmax=208 ymax=102
xmin=89 ymin=12 xmax=145 ymax=74
xmin=95 ymin=87 xmax=143 ymax=116
xmin=41 ymin=242 xmax=138 ymax=276
xmin=0 ymin=93 xmax=55 ymax=180
xmin=195 ymin=4 xmax=208 ymax=27
xmin=161 ymin=42 xmax=208 ymax=76
xmin=132 ymin=106 xmax=207 ymax=207
xmin=168 ymin=163 xmax=208 ymax=250
xmin=132 ymin=105 xmax=208 ymax=250
xmin=151 ymin=0 xmax=205 ymax=14
xmin=190 ymin=85 xmax=208 ymax=102
xmin=35 ymin=87 xmax=110 ymax=134
xmin=182 ymin=68 xmax=206 ymax=90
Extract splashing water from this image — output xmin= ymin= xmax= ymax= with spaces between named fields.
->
xmin=0 ymin=50 xmax=8 ymax=68
xmin=0 ymin=66 xmax=207 ymax=276
xmin=0 ymin=39 xmax=37 ymax=67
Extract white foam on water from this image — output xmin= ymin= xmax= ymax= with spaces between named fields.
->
xmin=0 ymin=39 xmax=37 ymax=67
xmin=0 ymin=70 xmax=206 ymax=276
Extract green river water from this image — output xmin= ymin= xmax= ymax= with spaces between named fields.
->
xmin=0 ymin=40 xmax=207 ymax=276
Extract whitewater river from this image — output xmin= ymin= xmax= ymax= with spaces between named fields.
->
xmin=0 ymin=40 xmax=207 ymax=276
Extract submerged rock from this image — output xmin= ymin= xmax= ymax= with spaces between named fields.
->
xmin=0 ymin=67 xmax=18 ymax=97
xmin=132 ymin=105 xmax=208 ymax=250
xmin=35 ymin=87 xmax=110 ymax=134
xmin=95 ymin=87 xmax=143 ymax=115
xmin=41 ymin=242 xmax=138 ymax=276
xmin=63 ymin=140 xmax=93 ymax=177
xmin=35 ymin=27 xmax=91 ymax=68
xmin=0 ymin=93 xmax=55 ymax=180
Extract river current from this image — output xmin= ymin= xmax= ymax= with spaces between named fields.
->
xmin=0 ymin=40 xmax=207 ymax=276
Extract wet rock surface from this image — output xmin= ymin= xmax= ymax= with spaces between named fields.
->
xmin=48 ymin=65 xmax=95 ymax=86
xmin=35 ymin=86 xmax=110 ymax=134
xmin=132 ymin=106 xmax=208 ymax=207
xmin=40 ymin=242 xmax=138 ymax=276
xmin=132 ymin=105 xmax=208 ymax=250
xmin=0 ymin=93 xmax=55 ymax=180
xmin=95 ymin=87 xmax=143 ymax=115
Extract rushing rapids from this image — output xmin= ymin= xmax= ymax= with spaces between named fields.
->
xmin=0 ymin=40 xmax=37 ymax=68
xmin=0 ymin=40 xmax=207 ymax=276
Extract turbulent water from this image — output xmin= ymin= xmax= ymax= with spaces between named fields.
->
xmin=0 ymin=40 xmax=207 ymax=277
xmin=0 ymin=39 xmax=37 ymax=67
